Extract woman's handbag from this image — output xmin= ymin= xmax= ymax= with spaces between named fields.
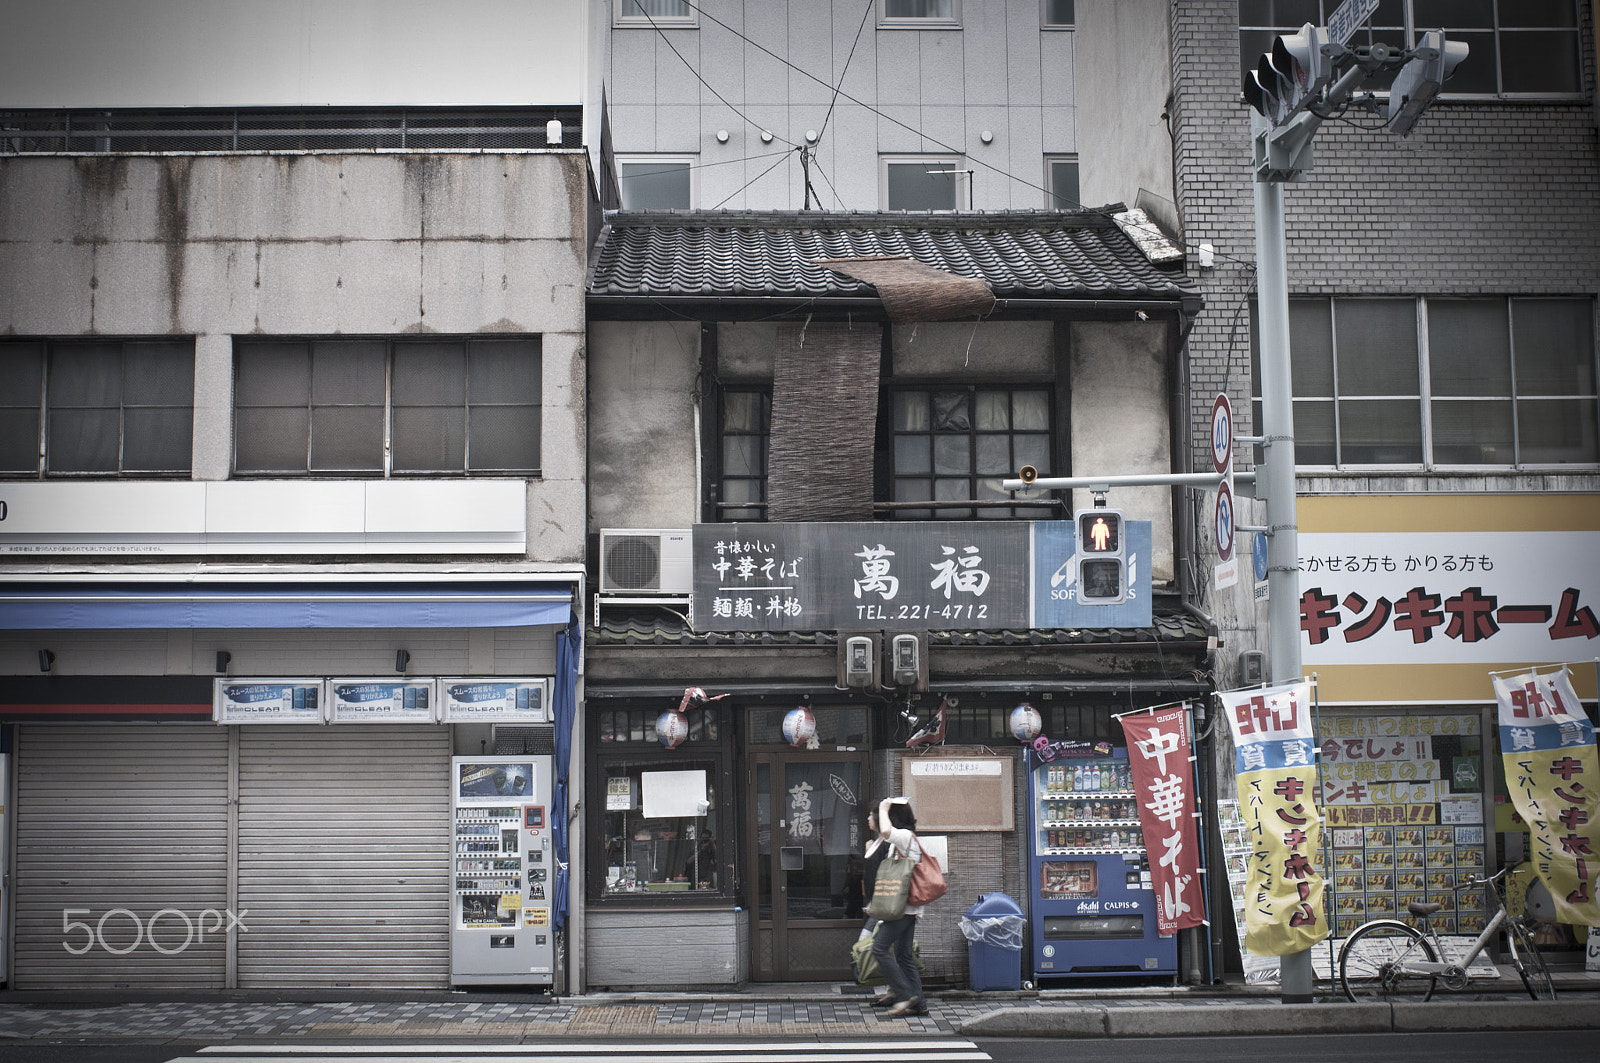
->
xmin=851 ymin=935 xmax=926 ymax=986
xmin=908 ymin=838 xmax=947 ymax=906
xmin=865 ymin=847 xmax=915 ymax=921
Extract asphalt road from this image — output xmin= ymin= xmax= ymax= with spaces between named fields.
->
xmin=0 ymin=1030 xmax=1596 ymax=1063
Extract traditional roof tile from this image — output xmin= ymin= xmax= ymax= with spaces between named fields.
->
xmin=588 ymin=209 xmax=1198 ymax=303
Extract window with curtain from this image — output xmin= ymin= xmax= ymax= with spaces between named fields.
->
xmin=233 ymin=336 xmax=541 ymax=476
xmin=615 ymin=0 xmax=695 ymax=26
xmin=719 ymin=389 xmax=770 ymax=520
xmin=882 ymin=0 xmax=958 ymax=25
xmin=1251 ymin=295 xmax=1598 ymax=468
xmin=891 ymin=386 xmax=1058 ymax=518
xmin=0 ymin=338 xmax=194 ymax=477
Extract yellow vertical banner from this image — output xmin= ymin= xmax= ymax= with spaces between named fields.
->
xmin=1218 ymin=681 xmax=1330 ymax=955
xmin=1493 ymin=667 xmax=1600 ymax=926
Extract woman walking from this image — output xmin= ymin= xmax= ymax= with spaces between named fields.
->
xmin=871 ymin=796 xmax=928 ymax=1017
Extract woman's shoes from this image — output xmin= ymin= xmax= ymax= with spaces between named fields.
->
xmin=885 ymin=997 xmax=924 ymax=1018
xmin=872 ymin=993 xmax=897 ymax=1008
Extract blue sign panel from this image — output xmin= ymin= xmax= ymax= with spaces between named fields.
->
xmin=1031 ymin=519 xmax=1153 ymax=628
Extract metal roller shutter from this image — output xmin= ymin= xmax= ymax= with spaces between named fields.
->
xmin=236 ymin=726 xmax=450 ymax=988
xmin=12 ymin=724 xmax=230 ymax=989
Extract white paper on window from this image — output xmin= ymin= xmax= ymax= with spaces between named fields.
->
xmin=641 ymin=769 xmax=708 ymax=818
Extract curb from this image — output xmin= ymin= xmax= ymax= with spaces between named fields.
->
xmin=958 ymin=997 xmax=1600 ymax=1038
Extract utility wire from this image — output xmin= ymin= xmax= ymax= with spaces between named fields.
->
xmin=713 ymin=147 xmax=795 ymax=209
xmin=659 ymin=2 xmax=1258 ymax=271
xmin=816 ymin=0 xmax=875 ymax=146
xmin=635 ymin=6 xmax=798 ymax=148
xmin=618 ymin=148 xmax=793 ymax=185
xmin=677 ymin=1 xmax=1254 ymax=265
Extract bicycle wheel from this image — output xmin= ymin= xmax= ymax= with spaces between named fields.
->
xmin=1504 ymin=915 xmax=1557 ymax=1000
xmin=1339 ymin=919 xmax=1439 ymax=1002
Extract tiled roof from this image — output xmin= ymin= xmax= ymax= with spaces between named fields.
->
xmin=590 ymin=608 xmax=1211 ymax=649
xmin=587 ymin=209 xmax=1198 ymax=303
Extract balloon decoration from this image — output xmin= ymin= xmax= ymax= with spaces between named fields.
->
xmin=656 ymin=710 xmax=688 ymax=749
xmin=1009 ymin=702 xmax=1043 ymax=743
xmin=782 ymin=706 xmax=817 ymax=747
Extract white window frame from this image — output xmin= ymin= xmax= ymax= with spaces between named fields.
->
xmin=1045 ymin=155 xmax=1080 ymax=211
xmin=1251 ymin=295 xmax=1600 ymax=472
xmin=881 ymin=154 xmax=964 ymax=212
xmin=615 ymin=154 xmax=697 ymax=210
xmin=614 ymin=0 xmax=697 ymax=29
xmin=1042 ymin=0 xmax=1075 ymax=29
xmin=879 ymin=0 xmax=961 ymax=30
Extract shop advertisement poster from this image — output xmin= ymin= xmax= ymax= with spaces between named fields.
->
xmin=213 ymin=679 xmax=325 ymax=723
xmin=1215 ymin=798 xmax=1279 ymax=983
xmin=690 ymin=520 xmax=1153 ymax=632
xmin=1492 ymin=666 xmax=1600 ymax=925
xmin=1315 ymin=711 xmax=1490 ymax=940
xmin=328 ymin=679 xmax=437 ymax=723
xmin=1120 ymin=704 xmax=1205 ymax=934
xmin=1218 ymin=680 xmax=1330 ymax=956
xmin=438 ymin=678 xmax=551 ymax=723
xmin=1296 ymin=528 xmax=1600 ymax=667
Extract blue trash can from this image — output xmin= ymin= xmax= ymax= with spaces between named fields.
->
xmin=960 ymin=892 xmax=1025 ymax=991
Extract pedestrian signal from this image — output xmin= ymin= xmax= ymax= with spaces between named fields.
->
xmin=1075 ymin=508 xmax=1126 ymax=606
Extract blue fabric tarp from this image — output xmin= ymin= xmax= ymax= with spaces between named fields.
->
xmin=0 ymin=582 xmax=572 ymax=630
xmin=552 ymin=619 xmax=580 ymax=935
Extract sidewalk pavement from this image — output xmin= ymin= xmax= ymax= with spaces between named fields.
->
xmin=0 ymin=971 xmax=1596 ymax=1043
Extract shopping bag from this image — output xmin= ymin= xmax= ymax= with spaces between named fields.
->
xmin=851 ymin=935 xmax=925 ymax=986
xmin=865 ymin=849 xmax=914 ymax=921
xmin=908 ymin=842 xmax=947 ymax=906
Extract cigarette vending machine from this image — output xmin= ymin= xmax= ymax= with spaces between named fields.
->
xmin=1028 ymin=751 xmax=1176 ymax=979
xmin=450 ymin=756 xmax=556 ymax=986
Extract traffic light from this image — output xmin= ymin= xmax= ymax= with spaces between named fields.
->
xmin=1075 ymin=507 xmax=1126 ymax=606
xmin=1387 ymin=30 xmax=1469 ymax=136
xmin=1243 ymin=23 xmax=1332 ymax=126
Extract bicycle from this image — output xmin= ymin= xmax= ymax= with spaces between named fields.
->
xmin=1337 ymin=866 xmax=1556 ymax=1002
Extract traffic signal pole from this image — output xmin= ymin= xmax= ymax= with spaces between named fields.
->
xmin=1251 ymin=111 xmax=1313 ymax=1002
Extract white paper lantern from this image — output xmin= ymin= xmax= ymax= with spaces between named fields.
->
xmin=782 ymin=706 xmax=817 ymax=747
xmin=1010 ymin=702 xmax=1043 ymax=743
xmin=656 ymin=710 xmax=688 ymax=749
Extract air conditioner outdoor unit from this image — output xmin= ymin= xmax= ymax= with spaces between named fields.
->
xmin=599 ymin=529 xmax=693 ymax=595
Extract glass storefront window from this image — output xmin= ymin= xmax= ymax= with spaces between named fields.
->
xmin=748 ymin=705 xmax=869 ymax=747
xmin=588 ymin=700 xmax=733 ymax=903
xmin=600 ymin=760 xmax=721 ymax=895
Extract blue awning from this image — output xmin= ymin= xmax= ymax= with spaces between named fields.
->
xmin=0 ymin=582 xmax=573 ymax=630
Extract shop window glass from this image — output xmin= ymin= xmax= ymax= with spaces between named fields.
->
xmin=601 ymin=761 xmax=721 ymax=894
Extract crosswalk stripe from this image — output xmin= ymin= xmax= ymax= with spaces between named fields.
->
xmin=197 ymin=1044 xmax=981 ymax=1055
xmin=184 ymin=1043 xmax=985 ymax=1056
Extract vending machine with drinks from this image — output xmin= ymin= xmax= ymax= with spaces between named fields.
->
xmin=450 ymin=756 xmax=556 ymax=986
xmin=1027 ymin=750 xmax=1176 ymax=979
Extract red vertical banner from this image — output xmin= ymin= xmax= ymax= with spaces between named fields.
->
xmin=1122 ymin=705 xmax=1207 ymax=934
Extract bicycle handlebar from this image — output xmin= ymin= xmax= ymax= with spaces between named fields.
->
xmin=1457 ymin=866 xmax=1509 ymax=890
